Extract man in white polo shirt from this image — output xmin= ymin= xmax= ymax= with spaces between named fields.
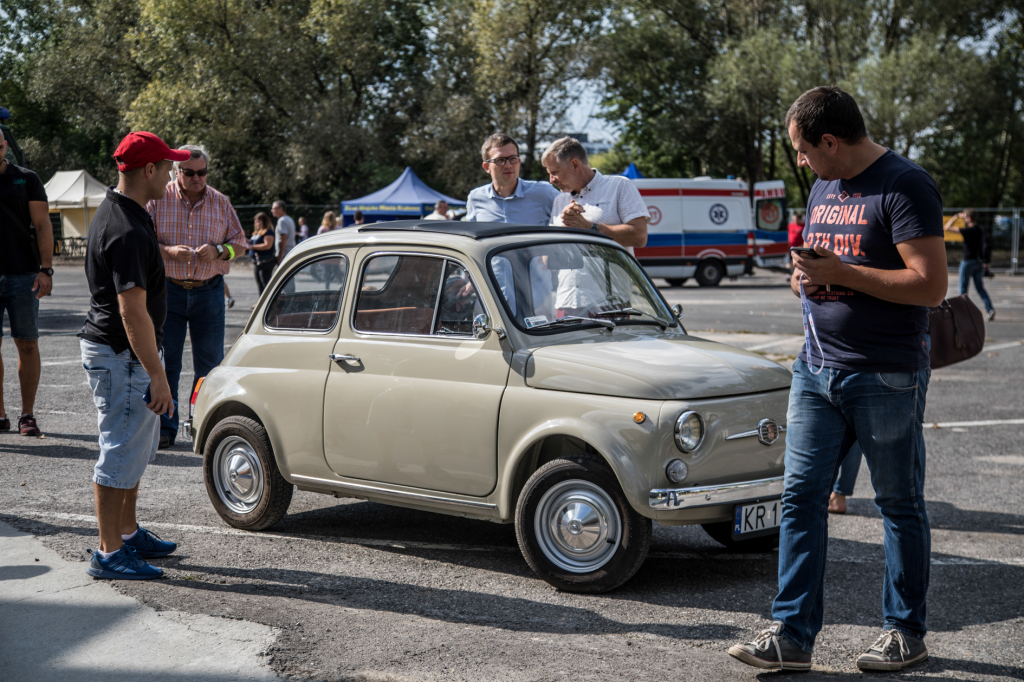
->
xmin=542 ymin=137 xmax=650 ymax=316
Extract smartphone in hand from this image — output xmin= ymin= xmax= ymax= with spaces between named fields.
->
xmin=790 ymin=247 xmax=822 ymax=259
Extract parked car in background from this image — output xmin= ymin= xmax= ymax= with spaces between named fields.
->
xmin=185 ymin=221 xmax=792 ymax=593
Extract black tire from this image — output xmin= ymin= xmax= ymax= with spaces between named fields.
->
xmin=666 ymin=278 xmax=688 ymax=288
xmin=695 ymin=259 xmax=725 ymax=287
xmin=515 ymin=454 xmax=652 ymax=593
xmin=203 ymin=416 xmax=293 ymax=531
xmin=701 ymin=520 xmax=780 ymax=552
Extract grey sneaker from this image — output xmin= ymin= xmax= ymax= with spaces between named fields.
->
xmin=856 ymin=629 xmax=928 ymax=671
xmin=728 ymin=621 xmax=812 ymax=671
xmin=987 ymin=309 xmax=996 ymax=321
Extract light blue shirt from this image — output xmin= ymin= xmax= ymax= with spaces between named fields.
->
xmin=465 ymin=178 xmax=560 ymax=225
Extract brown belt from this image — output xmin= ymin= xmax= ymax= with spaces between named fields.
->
xmin=168 ymin=277 xmax=212 ymax=289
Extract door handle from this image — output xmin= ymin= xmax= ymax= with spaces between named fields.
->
xmin=329 ymin=353 xmax=361 ymax=364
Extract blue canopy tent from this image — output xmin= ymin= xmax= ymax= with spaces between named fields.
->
xmin=619 ymin=163 xmax=644 ymax=179
xmin=341 ymin=167 xmax=465 ymax=225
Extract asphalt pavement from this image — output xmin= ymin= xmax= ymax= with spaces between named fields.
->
xmin=1 ymin=261 xmax=1022 ymax=681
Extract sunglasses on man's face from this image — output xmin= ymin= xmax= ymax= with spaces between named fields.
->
xmin=179 ymin=167 xmax=208 ymax=177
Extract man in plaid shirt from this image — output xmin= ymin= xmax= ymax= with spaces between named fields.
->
xmin=147 ymin=144 xmax=246 ymax=449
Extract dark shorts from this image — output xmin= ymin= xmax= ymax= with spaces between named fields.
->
xmin=0 ymin=273 xmax=40 ymax=340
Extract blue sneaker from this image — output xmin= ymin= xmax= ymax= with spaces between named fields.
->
xmin=87 ymin=546 xmax=163 ymax=580
xmin=122 ymin=527 xmax=177 ymax=559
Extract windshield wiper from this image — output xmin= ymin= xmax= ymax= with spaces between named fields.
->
xmin=528 ymin=315 xmax=616 ymax=331
xmin=592 ymin=307 xmax=671 ymax=329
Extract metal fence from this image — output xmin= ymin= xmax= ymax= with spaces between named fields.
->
xmin=942 ymin=207 xmax=1021 ymax=274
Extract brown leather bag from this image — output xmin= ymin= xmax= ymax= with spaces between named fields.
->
xmin=928 ymin=294 xmax=986 ymax=369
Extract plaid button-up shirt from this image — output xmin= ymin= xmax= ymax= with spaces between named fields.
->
xmin=147 ymin=181 xmax=247 ymax=281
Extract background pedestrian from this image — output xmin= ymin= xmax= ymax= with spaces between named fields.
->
xmin=249 ymin=212 xmax=276 ymax=299
xmin=943 ymin=209 xmax=995 ymax=320
xmin=297 ymin=216 xmax=309 ymax=242
xmin=317 ymin=210 xmax=338 ymax=234
xmin=79 ymin=131 xmax=185 ymax=580
xmin=271 ymin=200 xmax=296 ymax=267
xmin=425 ymin=200 xmax=449 ymax=220
xmin=0 ymin=130 xmax=53 ymax=436
xmin=788 ymin=212 xmax=805 ymax=247
xmin=148 ymin=144 xmax=246 ymax=449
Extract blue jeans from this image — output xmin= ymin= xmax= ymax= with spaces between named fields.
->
xmin=832 ymin=442 xmax=862 ymax=496
xmin=959 ymin=259 xmax=993 ymax=313
xmin=772 ymin=358 xmax=931 ymax=652
xmin=81 ymin=339 xmax=160 ymax=489
xmin=0 ymin=273 xmax=40 ymax=340
xmin=162 ymin=276 xmax=225 ymax=439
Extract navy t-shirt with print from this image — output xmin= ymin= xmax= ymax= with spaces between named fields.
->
xmin=799 ymin=151 xmax=943 ymax=372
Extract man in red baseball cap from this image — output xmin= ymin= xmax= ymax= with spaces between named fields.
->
xmin=78 ymin=131 xmax=190 ymax=580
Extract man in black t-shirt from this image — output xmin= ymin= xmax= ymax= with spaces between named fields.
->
xmin=728 ymin=87 xmax=947 ymax=673
xmin=0 ymin=132 xmax=53 ymax=437
xmin=79 ymin=131 xmax=190 ymax=581
xmin=943 ymin=209 xmax=994 ymax=320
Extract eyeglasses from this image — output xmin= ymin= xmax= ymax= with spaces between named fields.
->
xmin=178 ymin=168 xmax=208 ymax=177
xmin=485 ymin=155 xmax=521 ymax=167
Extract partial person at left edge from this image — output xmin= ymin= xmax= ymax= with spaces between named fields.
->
xmin=147 ymin=144 xmax=246 ymax=449
xmin=80 ymin=131 xmax=187 ymax=580
xmin=0 ymin=130 xmax=53 ymax=437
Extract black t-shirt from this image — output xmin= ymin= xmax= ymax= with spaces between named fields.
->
xmin=80 ymin=188 xmax=167 ymax=355
xmin=800 ymin=150 xmax=943 ymax=372
xmin=0 ymin=163 xmax=48 ymax=275
xmin=959 ymin=225 xmax=986 ymax=262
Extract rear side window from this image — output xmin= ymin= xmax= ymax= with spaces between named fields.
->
xmin=265 ymin=256 xmax=349 ymax=331
xmin=354 ymin=255 xmax=444 ymax=335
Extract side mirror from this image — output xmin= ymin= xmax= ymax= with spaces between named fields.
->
xmin=671 ymin=304 xmax=684 ymax=319
xmin=473 ymin=313 xmax=506 ymax=340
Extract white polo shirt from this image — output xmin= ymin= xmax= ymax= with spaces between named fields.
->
xmin=549 ymin=170 xmax=650 ymax=310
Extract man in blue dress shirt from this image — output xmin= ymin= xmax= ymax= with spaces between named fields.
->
xmin=465 ymin=133 xmax=560 ymax=225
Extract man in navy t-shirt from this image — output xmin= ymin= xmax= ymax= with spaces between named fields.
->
xmin=728 ymin=87 xmax=947 ymax=673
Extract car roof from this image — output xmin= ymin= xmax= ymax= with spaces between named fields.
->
xmin=356 ymin=219 xmax=615 ymax=241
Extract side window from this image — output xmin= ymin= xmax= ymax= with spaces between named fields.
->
xmin=265 ymin=256 xmax=349 ymax=331
xmin=436 ymin=261 xmax=484 ymax=335
xmin=756 ymin=198 xmax=786 ymax=231
xmin=354 ymin=255 xmax=444 ymax=334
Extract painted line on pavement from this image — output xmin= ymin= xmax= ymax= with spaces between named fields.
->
xmin=983 ymin=339 xmax=1024 ymax=352
xmin=928 ymin=418 xmax=1024 ymax=428
xmin=7 ymin=509 xmax=1022 ymax=567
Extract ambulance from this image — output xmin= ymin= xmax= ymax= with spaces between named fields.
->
xmin=632 ymin=177 xmax=789 ymax=286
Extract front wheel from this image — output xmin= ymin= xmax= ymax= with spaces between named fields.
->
xmin=204 ymin=416 xmax=293 ymax=531
xmin=515 ymin=455 xmax=652 ymax=593
xmin=665 ymin=278 xmax=688 ymax=288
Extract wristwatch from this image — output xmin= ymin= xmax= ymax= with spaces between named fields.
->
xmin=39 ymin=267 xmax=54 ymax=277
xmin=590 ymin=222 xmax=601 ymax=232
xmin=216 ymin=244 xmax=225 ymax=257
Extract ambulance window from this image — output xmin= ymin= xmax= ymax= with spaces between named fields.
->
xmin=756 ymin=198 xmax=785 ymax=231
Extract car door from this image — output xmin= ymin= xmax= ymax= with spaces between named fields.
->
xmin=322 ymin=248 xmax=511 ymax=497
xmin=235 ymin=253 xmax=351 ymax=468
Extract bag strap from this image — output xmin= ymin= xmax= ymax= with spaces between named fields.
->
xmin=0 ymin=199 xmax=41 ymax=268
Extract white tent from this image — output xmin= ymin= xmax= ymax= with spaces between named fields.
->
xmin=44 ymin=170 xmax=109 ymax=237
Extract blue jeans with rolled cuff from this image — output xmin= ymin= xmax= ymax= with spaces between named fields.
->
xmin=161 ymin=275 xmax=225 ymax=440
xmin=772 ymin=358 xmax=931 ymax=652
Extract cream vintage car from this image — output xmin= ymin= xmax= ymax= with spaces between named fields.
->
xmin=185 ymin=221 xmax=791 ymax=593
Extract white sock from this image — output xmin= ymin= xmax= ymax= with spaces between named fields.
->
xmin=96 ymin=549 xmax=118 ymax=559
xmin=122 ymin=528 xmax=140 ymax=541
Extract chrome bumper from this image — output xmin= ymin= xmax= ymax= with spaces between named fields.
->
xmin=649 ymin=475 xmax=784 ymax=510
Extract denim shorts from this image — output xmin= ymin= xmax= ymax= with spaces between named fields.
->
xmin=80 ymin=338 xmax=161 ymax=489
xmin=0 ymin=273 xmax=40 ymax=340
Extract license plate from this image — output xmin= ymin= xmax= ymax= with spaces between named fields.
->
xmin=759 ymin=257 xmax=786 ymax=267
xmin=733 ymin=500 xmax=781 ymax=539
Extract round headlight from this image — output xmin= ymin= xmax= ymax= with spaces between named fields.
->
xmin=674 ymin=411 xmax=704 ymax=452
xmin=666 ymin=459 xmax=688 ymax=484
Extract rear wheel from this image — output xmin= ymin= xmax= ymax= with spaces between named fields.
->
xmin=665 ymin=278 xmax=688 ymax=288
xmin=702 ymin=520 xmax=780 ymax=552
xmin=204 ymin=416 xmax=293 ymax=531
xmin=695 ymin=259 xmax=725 ymax=287
xmin=516 ymin=454 xmax=652 ymax=593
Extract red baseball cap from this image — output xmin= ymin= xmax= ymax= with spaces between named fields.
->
xmin=113 ymin=131 xmax=191 ymax=172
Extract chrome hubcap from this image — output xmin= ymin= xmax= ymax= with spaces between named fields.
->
xmin=535 ymin=480 xmax=621 ymax=573
xmin=213 ymin=436 xmax=265 ymax=514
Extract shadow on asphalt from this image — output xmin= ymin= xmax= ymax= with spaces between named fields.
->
xmin=753 ymin=656 xmax=1024 ymax=680
xmin=845 ymin=497 xmax=1024 ymax=536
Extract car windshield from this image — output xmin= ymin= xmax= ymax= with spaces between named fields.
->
xmin=489 ymin=242 xmax=674 ymax=333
